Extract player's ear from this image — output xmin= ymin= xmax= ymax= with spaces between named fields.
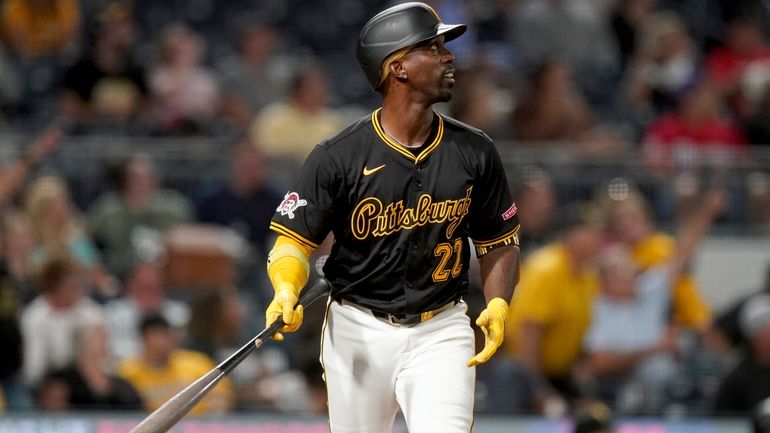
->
xmin=389 ymin=60 xmax=407 ymax=80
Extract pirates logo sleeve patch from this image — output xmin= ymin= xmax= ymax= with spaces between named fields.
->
xmin=277 ymin=192 xmax=308 ymax=219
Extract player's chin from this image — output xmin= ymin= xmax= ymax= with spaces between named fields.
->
xmin=436 ymin=88 xmax=454 ymax=103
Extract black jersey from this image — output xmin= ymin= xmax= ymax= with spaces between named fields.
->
xmin=270 ymin=108 xmax=519 ymax=314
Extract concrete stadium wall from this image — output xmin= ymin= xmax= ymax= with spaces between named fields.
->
xmin=695 ymin=236 xmax=770 ymax=313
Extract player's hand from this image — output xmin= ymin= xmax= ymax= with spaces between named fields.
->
xmin=265 ymin=282 xmax=304 ymax=341
xmin=467 ymin=297 xmax=509 ymax=367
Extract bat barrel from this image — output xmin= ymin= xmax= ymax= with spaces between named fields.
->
xmin=126 ymin=278 xmax=331 ymax=433
xmin=128 ymin=369 xmax=226 ymax=433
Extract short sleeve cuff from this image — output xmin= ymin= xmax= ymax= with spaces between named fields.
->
xmin=472 ymin=225 xmax=520 ymax=256
xmin=269 ymin=222 xmax=320 ymax=250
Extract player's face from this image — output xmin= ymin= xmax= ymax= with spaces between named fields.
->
xmin=402 ymin=35 xmax=456 ymax=102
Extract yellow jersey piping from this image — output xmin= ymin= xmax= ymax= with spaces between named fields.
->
xmin=371 ymin=108 xmax=444 ymax=164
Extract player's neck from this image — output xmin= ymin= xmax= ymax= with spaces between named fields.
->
xmin=379 ymin=100 xmax=434 ymax=149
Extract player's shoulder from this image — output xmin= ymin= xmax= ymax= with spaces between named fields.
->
xmin=317 ymin=112 xmax=375 ymax=153
xmin=439 ymin=114 xmax=495 ymax=145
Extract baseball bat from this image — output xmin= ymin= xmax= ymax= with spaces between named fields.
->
xmin=128 ymin=278 xmax=332 ymax=433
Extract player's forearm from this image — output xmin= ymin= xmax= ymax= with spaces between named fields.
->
xmin=478 ymin=245 xmax=519 ymax=303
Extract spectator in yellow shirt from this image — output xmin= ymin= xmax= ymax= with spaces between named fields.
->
xmin=118 ymin=314 xmax=233 ymax=415
xmin=601 ymin=188 xmax=712 ymax=331
xmin=0 ymin=0 xmax=80 ymax=58
xmin=505 ymin=203 xmax=603 ymax=413
xmin=250 ymin=63 xmax=344 ymax=166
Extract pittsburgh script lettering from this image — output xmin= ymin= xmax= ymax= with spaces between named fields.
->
xmin=351 ymin=186 xmax=472 ymax=240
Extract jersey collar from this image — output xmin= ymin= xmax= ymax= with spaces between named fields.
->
xmin=371 ymin=108 xmax=444 ymax=164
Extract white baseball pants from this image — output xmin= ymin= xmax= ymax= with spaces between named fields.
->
xmin=320 ymin=299 xmax=475 ymax=433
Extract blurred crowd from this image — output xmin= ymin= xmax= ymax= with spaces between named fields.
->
xmin=3 ymin=0 xmax=770 ymax=148
xmin=2 ymin=0 xmax=770 ymax=227
xmin=1 ymin=0 xmax=770 ymax=426
xmin=0 ymin=128 xmax=331 ymax=414
xmin=475 ymin=172 xmax=770 ymax=422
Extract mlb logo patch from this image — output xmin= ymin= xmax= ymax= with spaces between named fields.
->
xmin=277 ymin=192 xmax=307 ymax=219
xmin=502 ymin=203 xmax=517 ymax=221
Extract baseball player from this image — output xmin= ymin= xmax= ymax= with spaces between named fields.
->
xmin=264 ymin=3 xmax=520 ymax=432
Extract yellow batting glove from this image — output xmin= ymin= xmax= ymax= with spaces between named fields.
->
xmin=265 ymin=236 xmax=313 ymax=342
xmin=467 ymin=297 xmax=509 ymax=367
xmin=265 ymin=282 xmax=304 ymax=341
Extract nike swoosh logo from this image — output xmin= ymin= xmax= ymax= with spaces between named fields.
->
xmin=363 ymin=164 xmax=386 ymax=176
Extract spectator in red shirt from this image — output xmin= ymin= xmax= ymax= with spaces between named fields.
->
xmin=706 ymin=15 xmax=770 ymax=118
xmin=643 ymin=79 xmax=747 ymax=224
xmin=643 ymin=80 xmax=747 ymax=177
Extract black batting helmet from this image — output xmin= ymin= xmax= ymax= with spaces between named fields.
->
xmin=356 ymin=2 xmax=466 ymax=90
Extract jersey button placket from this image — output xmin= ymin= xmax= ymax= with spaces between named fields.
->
xmin=414 ymin=164 xmax=422 ymax=190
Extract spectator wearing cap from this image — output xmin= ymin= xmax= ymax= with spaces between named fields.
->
xmin=713 ymin=294 xmax=770 ymax=414
xmin=504 ymin=203 xmax=603 ymax=414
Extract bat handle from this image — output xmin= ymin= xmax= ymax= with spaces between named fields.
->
xmin=218 ymin=319 xmax=284 ymax=375
xmin=217 ymin=278 xmax=331 ymax=374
